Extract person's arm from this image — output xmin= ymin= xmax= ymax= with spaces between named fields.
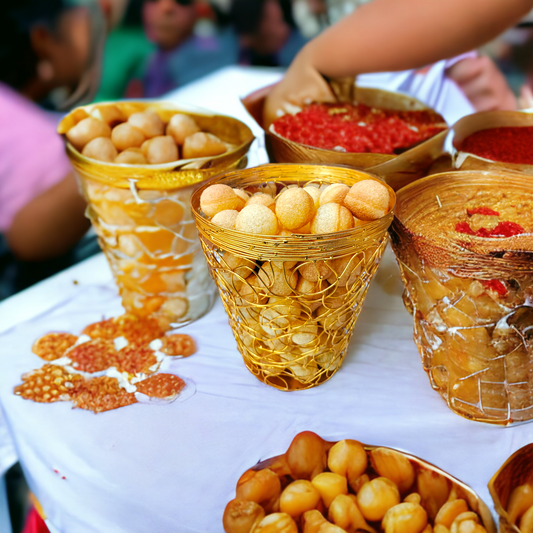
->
xmin=5 ymin=173 xmax=90 ymax=261
xmin=304 ymin=0 xmax=533 ymax=78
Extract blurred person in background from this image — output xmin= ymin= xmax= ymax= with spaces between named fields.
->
xmin=229 ymin=0 xmax=307 ymax=67
xmin=135 ymin=0 xmax=234 ymax=97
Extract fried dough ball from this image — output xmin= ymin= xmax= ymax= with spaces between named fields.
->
xmin=143 ymin=136 xmax=179 ymax=164
xmin=319 ymin=184 xmax=350 ymax=207
xmin=115 ymin=148 xmax=147 ymax=165
xmin=236 ymin=205 xmax=279 ymax=235
xmin=67 ymin=117 xmax=111 ymax=150
xmin=82 ymin=137 xmax=118 ymax=162
xmin=382 ymin=502 xmax=428 ymax=533
xmin=280 ymin=480 xmax=321 ymax=518
xmin=211 ymin=209 xmax=239 ymax=230
xmin=357 ymin=477 xmax=401 ymax=521
xmin=111 ymin=123 xmax=146 ymax=151
xmin=246 ymin=193 xmax=276 ymax=213
xmin=254 ymin=513 xmax=298 ymax=533
xmin=201 ymin=184 xmax=245 ymax=217
xmin=257 ymin=265 xmax=298 ymax=296
xmin=223 ymin=499 xmax=265 ymax=533
xmin=166 ymin=113 xmax=201 ymax=145
xmin=183 ymin=132 xmax=227 ymax=159
xmin=303 ymin=185 xmax=321 ymax=210
xmin=298 ymin=261 xmax=332 ymax=283
xmin=233 ymin=188 xmax=250 ymax=203
xmin=344 ymin=179 xmax=390 ymax=221
xmin=91 ymin=105 xmax=125 ymax=126
xmin=128 ymin=111 xmax=165 ymax=138
xmin=311 ymin=204 xmax=354 ymax=234
xmin=276 ymin=188 xmax=315 ymax=231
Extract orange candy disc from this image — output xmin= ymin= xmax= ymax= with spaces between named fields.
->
xmin=161 ymin=334 xmax=197 ymax=357
xmin=68 ymin=339 xmax=118 ymax=373
xmin=32 ymin=333 xmax=78 ymax=361
xmin=14 ymin=364 xmax=83 ymax=403
xmin=73 ymin=376 xmax=137 ymax=413
xmin=116 ymin=345 xmax=158 ymax=375
xmin=135 ymin=373 xmax=186 ymax=399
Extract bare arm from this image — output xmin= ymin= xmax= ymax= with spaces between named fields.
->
xmin=6 ymin=173 xmax=91 ymax=261
xmin=305 ymin=0 xmax=533 ymax=78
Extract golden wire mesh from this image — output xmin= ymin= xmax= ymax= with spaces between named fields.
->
xmin=389 ymin=170 xmax=533 ymax=425
xmin=489 ymin=444 xmax=533 ymax=533
xmin=191 ymin=164 xmax=394 ymax=391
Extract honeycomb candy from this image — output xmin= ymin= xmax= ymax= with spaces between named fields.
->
xmin=160 ymin=334 xmax=197 ymax=357
xmin=32 ymin=333 xmax=78 ymax=361
xmin=116 ymin=345 xmax=158 ymax=375
xmin=68 ymin=339 xmax=118 ymax=373
xmin=14 ymin=365 xmax=83 ymax=403
xmin=135 ymin=373 xmax=186 ymax=399
xmin=73 ymin=376 xmax=137 ymax=413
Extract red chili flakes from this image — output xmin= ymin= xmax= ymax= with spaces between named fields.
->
xmin=273 ymin=102 xmax=446 ymax=154
xmin=467 ymin=207 xmax=500 ymax=216
xmin=68 ymin=339 xmax=118 ymax=373
xmin=82 ymin=314 xmax=166 ymax=347
xmin=73 ymin=376 xmax=137 ymax=413
xmin=135 ymin=374 xmax=186 ymax=399
xmin=456 ymin=221 xmax=525 ymax=238
xmin=116 ymin=345 xmax=158 ymax=375
xmin=14 ymin=365 xmax=84 ymax=403
xmin=161 ymin=334 xmax=196 ymax=357
xmin=32 ymin=333 xmax=78 ymax=361
xmin=481 ymin=280 xmax=508 ymax=297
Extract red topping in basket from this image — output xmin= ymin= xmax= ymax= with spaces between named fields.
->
xmin=161 ymin=334 xmax=197 ymax=357
xmin=73 ymin=376 xmax=137 ymax=413
xmin=68 ymin=339 xmax=118 ymax=373
xmin=32 ymin=333 xmax=78 ymax=361
xmin=135 ymin=374 xmax=186 ymax=399
xmin=455 ymin=221 xmax=525 ymax=237
xmin=116 ymin=345 xmax=158 ymax=375
xmin=467 ymin=207 xmax=500 ymax=216
xmin=455 ymin=222 xmax=475 ymax=235
xmin=482 ymin=280 xmax=508 ymax=297
xmin=273 ymin=103 xmax=445 ymax=154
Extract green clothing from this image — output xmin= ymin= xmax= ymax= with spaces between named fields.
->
xmin=94 ymin=27 xmax=155 ymax=102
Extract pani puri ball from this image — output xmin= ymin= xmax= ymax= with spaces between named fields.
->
xmin=298 ymin=261 xmax=332 ymax=283
xmin=211 ymin=209 xmax=239 ymax=230
xmin=327 ymin=254 xmax=362 ymax=286
xmin=111 ymin=122 xmax=146 ymax=151
xmin=166 ymin=113 xmax=201 ymax=145
xmin=257 ymin=265 xmax=298 ymax=296
xmin=319 ymin=183 xmax=350 ymax=207
xmin=344 ymin=179 xmax=390 ymax=221
xmin=246 ymin=193 xmax=276 ymax=212
xmin=91 ymin=105 xmax=125 ymax=126
xmin=115 ymin=148 xmax=147 ymax=165
xmin=311 ymin=203 xmax=354 ymax=234
xmin=82 ymin=137 xmax=117 ymax=162
xmin=233 ymin=188 xmax=250 ymax=203
xmin=276 ymin=188 xmax=315 ymax=231
xmin=67 ymin=117 xmax=111 ymax=150
xmin=144 ymin=135 xmax=179 ymax=164
xmin=182 ymin=132 xmax=227 ymax=159
xmin=303 ymin=185 xmax=321 ymax=210
xmin=128 ymin=111 xmax=165 ymax=138
xmin=201 ymin=184 xmax=245 ymax=217
xmin=236 ymin=204 xmax=279 ymax=235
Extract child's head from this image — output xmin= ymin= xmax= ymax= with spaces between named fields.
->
xmin=0 ymin=0 xmax=105 ymax=105
xmin=143 ymin=0 xmax=198 ymax=51
xmin=230 ymin=0 xmax=295 ymax=56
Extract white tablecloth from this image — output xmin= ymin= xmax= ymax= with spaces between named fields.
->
xmin=1 ymin=67 xmax=521 ymax=533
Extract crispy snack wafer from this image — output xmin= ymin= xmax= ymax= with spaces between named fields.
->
xmin=68 ymin=339 xmax=118 ymax=373
xmin=161 ymin=334 xmax=197 ymax=357
xmin=73 ymin=376 xmax=137 ymax=413
xmin=135 ymin=373 xmax=186 ymax=399
xmin=14 ymin=365 xmax=83 ymax=403
xmin=32 ymin=333 xmax=78 ymax=361
xmin=116 ymin=345 xmax=158 ymax=375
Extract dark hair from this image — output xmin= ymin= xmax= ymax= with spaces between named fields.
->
xmin=229 ymin=0 xmax=296 ymax=36
xmin=0 ymin=0 xmax=66 ymax=90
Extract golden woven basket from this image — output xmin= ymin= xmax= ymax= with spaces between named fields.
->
xmin=390 ymin=170 xmax=533 ymax=425
xmin=191 ymin=163 xmax=394 ymax=390
xmin=429 ymin=110 xmax=533 ymax=175
xmin=241 ymin=83 xmax=448 ymax=191
xmin=225 ymin=431 xmax=496 ymax=533
xmin=489 ymin=444 xmax=533 ymax=533
xmin=60 ymin=101 xmax=254 ymax=329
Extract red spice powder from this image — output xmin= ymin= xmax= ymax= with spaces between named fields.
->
xmin=457 ymin=127 xmax=533 ymax=165
xmin=481 ymin=279 xmax=508 ymax=297
xmin=273 ymin=103 xmax=445 ymax=154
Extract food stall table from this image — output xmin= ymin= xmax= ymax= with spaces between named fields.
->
xmin=0 ymin=67 xmax=523 ymax=533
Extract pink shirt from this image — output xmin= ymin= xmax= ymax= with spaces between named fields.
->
xmin=0 ymin=83 xmax=71 ymax=232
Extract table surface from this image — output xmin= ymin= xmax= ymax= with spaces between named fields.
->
xmin=0 ymin=66 xmax=524 ymax=533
